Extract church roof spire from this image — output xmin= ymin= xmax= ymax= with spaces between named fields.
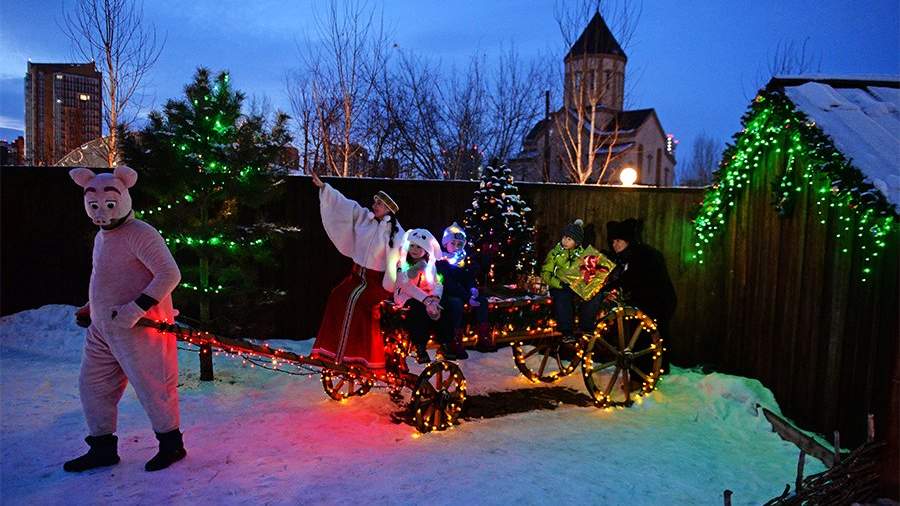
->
xmin=565 ymin=11 xmax=626 ymax=61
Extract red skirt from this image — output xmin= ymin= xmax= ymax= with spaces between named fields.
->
xmin=312 ymin=265 xmax=390 ymax=369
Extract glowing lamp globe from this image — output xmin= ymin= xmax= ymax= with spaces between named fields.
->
xmin=619 ymin=167 xmax=638 ymax=186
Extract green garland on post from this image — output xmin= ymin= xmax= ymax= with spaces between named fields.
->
xmin=692 ymin=89 xmax=897 ymax=282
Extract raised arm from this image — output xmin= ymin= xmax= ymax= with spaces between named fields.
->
xmin=319 ymin=183 xmax=372 ymax=258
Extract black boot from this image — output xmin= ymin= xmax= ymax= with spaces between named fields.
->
xmin=451 ymin=330 xmax=469 ymax=360
xmin=145 ymin=429 xmax=186 ymax=472
xmin=474 ymin=322 xmax=496 ymax=352
xmin=441 ymin=343 xmax=457 ymax=361
xmin=414 ymin=343 xmax=431 ymax=364
xmin=63 ymin=434 xmax=120 ymax=472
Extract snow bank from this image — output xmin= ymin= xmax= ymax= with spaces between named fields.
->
xmin=0 ymin=304 xmax=85 ymax=359
xmin=1 ymin=305 xmax=825 ymax=505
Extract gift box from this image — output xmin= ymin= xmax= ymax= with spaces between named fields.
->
xmin=559 ymin=246 xmax=616 ymax=301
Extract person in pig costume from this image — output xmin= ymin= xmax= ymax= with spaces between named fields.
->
xmin=64 ymin=165 xmax=185 ymax=473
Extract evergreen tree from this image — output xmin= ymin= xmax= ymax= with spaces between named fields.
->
xmin=462 ymin=163 xmax=536 ymax=287
xmin=124 ymin=68 xmax=293 ymax=335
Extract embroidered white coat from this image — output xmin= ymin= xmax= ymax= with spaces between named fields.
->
xmin=319 ymin=183 xmax=404 ymax=290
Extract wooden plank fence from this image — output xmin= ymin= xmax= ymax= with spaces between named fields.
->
xmin=1 ymin=166 xmax=896 ymax=494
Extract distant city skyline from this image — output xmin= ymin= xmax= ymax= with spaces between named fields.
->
xmin=2 ymin=0 xmax=898 ymax=174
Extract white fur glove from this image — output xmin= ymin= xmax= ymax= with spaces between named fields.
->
xmin=110 ymin=301 xmax=146 ymax=329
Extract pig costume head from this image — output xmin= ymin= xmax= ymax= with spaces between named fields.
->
xmin=69 ymin=166 xmax=138 ymax=228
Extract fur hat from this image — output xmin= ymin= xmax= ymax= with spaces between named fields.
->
xmin=562 ymin=219 xmax=585 ymax=245
xmin=399 ymin=228 xmax=442 ymax=282
xmin=374 ymin=191 xmax=399 ymax=214
xmin=401 ymin=229 xmax=441 ymax=262
xmin=441 ymin=222 xmax=467 ymax=248
xmin=606 ymin=218 xmax=643 ymax=244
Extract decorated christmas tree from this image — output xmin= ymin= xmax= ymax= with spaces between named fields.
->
xmin=124 ymin=68 xmax=294 ymax=337
xmin=462 ymin=162 xmax=537 ymax=287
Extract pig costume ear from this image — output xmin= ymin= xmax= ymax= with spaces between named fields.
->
xmin=113 ymin=165 xmax=138 ymax=188
xmin=69 ymin=168 xmax=96 ymax=188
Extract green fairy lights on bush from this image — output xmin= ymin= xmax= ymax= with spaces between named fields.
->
xmin=692 ymin=89 xmax=897 ymax=283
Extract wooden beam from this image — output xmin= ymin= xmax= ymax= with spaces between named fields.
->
xmin=759 ymin=404 xmax=847 ymax=468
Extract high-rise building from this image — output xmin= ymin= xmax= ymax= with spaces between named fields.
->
xmin=1 ymin=140 xmax=19 ymax=165
xmin=0 ymin=136 xmax=26 ymax=166
xmin=25 ymin=62 xmax=102 ymax=166
xmin=13 ymin=136 xmax=25 ymax=164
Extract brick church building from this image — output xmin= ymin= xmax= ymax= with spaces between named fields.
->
xmin=511 ymin=12 xmax=676 ymax=185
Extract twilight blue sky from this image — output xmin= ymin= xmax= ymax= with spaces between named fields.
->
xmin=2 ymin=0 xmax=898 ymax=172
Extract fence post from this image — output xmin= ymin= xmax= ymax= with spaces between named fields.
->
xmin=200 ymin=343 xmax=214 ymax=381
xmin=795 ymin=450 xmax=805 ymax=493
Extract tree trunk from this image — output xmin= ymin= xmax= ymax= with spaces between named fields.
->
xmin=199 ymin=254 xmax=214 ymax=381
xmin=199 ymin=202 xmax=214 ymax=381
xmin=106 ymin=62 xmax=118 ymax=167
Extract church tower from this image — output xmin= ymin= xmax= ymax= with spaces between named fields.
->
xmin=563 ymin=12 xmax=626 ymax=112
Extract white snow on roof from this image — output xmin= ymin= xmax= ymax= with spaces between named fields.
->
xmin=775 ymin=74 xmax=900 ymax=83
xmin=595 ymin=141 xmax=635 ymax=155
xmin=783 ymin=79 xmax=900 ymax=208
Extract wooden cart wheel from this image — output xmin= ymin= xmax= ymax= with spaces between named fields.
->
xmin=411 ymin=361 xmax=467 ymax=433
xmin=511 ymin=336 xmax=585 ymax=383
xmin=582 ymin=305 xmax=663 ymax=407
xmin=321 ymin=368 xmax=373 ymax=401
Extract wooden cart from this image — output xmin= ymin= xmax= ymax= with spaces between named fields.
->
xmin=142 ymin=293 xmax=664 ymax=434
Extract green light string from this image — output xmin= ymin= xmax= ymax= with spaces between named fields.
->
xmin=160 ymin=233 xmax=266 ymax=251
xmin=692 ymin=90 xmax=897 ymax=283
xmin=180 ymin=282 xmax=224 ymax=295
xmin=135 ymin=193 xmax=197 ymax=219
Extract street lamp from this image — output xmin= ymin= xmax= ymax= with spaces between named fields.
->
xmin=619 ymin=167 xmax=637 ymax=186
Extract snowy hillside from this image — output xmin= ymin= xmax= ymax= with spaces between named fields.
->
xmin=0 ymin=305 xmax=825 ymax=505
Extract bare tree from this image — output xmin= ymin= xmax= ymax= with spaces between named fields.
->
xmin=441 ymin=56 xmax=489 ymax=179
xmin=302 ymin=0 xmax=386 ymax=177
xmin=745 ymin=37 xmax=823 ymax=99
xmin=285 ymin=69 xmax=324 ymax=174
xmin=290 ymin=2 xmax=550 ymax=181
xmin=552 ymin=0 xmax=641 ymax=183
xmin=483 ymin=45 xmax=549 ymax=163
xmin=374 ymin=50 xmax=481 ymax=180
xmin=374 ymin=50 xmax=444 ymax=179
xmin=768 ymin=37 xmax=822 ymax=77
xmin=358 ymin=36 xmax=404 ymax=176
xmin=681 ymin=133 xmax=721 ymax=186
xmin=62 ymin=0 xmax=164 ymax=167
xmin=376 ymin=47 xmax=548 ymax=180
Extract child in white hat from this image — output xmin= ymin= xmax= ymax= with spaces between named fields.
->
xmin=394 ymin=229 xmax=451 ymax=363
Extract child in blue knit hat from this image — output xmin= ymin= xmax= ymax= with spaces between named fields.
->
xmin=435 ymin=222 xmax=491 ymax=356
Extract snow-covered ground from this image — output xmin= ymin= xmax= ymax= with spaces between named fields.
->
xmin=1 ymin=305 xmax=825 ymax=505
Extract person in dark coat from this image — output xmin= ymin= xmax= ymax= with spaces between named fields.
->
xmin=605 ymin=219 xmax=677 ymax=374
